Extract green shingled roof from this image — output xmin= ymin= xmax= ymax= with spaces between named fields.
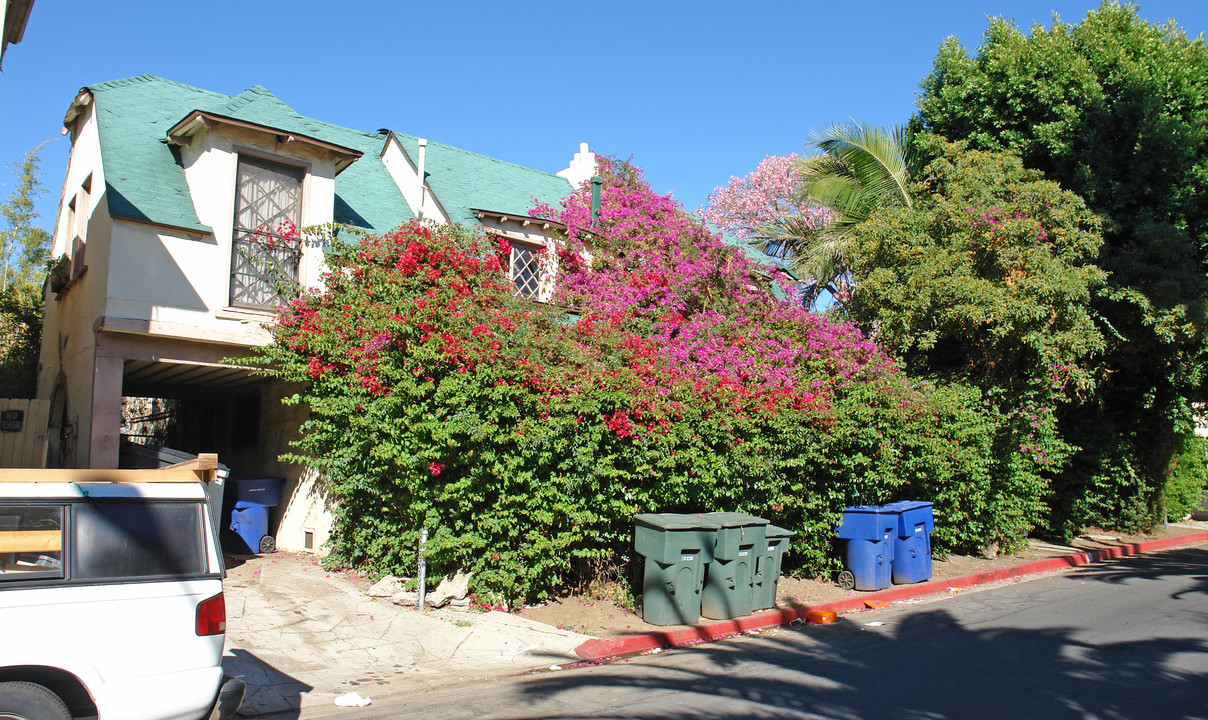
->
xmin=389 ymin=133 xmax=574 ymax=226
xmin=78 ymin=76 xmax=784 ymax=278
xmin=81 ymin=75 xmax=581 ymax=238
xmin=85 ymin=76 xmax=226 ymax=232
xmin=82 ymin=75 xmax=416 ymax=234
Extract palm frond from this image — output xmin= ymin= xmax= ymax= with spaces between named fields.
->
xmin=763 ymin=120 xmax=916 ymax=304
xmin=806 ymin=121 xmax=914 ymax=212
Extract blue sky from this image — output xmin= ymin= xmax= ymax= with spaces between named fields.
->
xmin=2 ymin=1 xmax=1206 ymax=229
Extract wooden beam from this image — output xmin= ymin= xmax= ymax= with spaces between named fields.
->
xmin=163 ymin=453 xmax=219 ymax=484
xmin=0 ymin=530 xmax=61 ymax=554
xmin=0 ymin=468 xmax=205 ymax=483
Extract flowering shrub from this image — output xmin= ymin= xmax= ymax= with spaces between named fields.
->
xmin=699 ymin=154 xmax=831 ymax=242
xmin=257 ymin=157 xmax=1040 ymax=601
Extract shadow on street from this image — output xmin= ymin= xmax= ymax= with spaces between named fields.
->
xmin=501 ymin=548 xmax=1208 ymax=719
xmin=1067 ymin=546 xmax=1208 ymax=601
xmin=225 ymin=648 xmax=312 ymax=719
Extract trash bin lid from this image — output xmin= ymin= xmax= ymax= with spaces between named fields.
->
xmin=699 ymin=512 xmax=769 ymax=528
xmin=765 ymin=524 xmax=795 ymax=539
xmin=634 ymin=513 xmax=703 ymax=530
xmin=881 ymin=500 xmax=933 ymax=512
xmin=841 ymin=505 xmax=884 ymax=514
xmin=233 ymin=500 xmax=270 ymax=510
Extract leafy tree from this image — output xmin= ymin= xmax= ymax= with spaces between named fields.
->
xmin=0 ymin=145 xmax=51 ymax=397
xmin=1 ymin=144 xmax=51 ymax=291
xmin=699 ymin=153 xmax=831 ymax=257
xmin=847 ymin=138 xmax=1108 ymax=545
xmin=915 ymin=1 xmax=1208 ymax=535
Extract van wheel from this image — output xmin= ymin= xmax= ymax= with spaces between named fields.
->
xmin=259 ymin=535 xmax=276 ymax=554
xmin=0 ymin=681 xmax=71 ymax=720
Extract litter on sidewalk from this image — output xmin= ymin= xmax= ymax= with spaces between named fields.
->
xmin=334 ymin=691 xmax=371 ymax=707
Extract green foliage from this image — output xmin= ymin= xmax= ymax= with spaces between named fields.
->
xmin=0 ymin=145 xmax=50 ymax=397
xmin=849 ymin=137 xmax=1107 ymax=400
xmin=846 ymin=139 xmax=1109 ymax=544
xmin=253 ymin=215 xmax=1033 ymax=601
xmin=914 ymin=2 xmax=1208 ymax=535
xmin=917 ymin=3 xmax=1208 ymax=249
xmin=1163 ymin=434 xmax=1208 ymax=522
xmin=0 ymin=284 xmax=45 ymax=398
xmin=759 ymin=122 xmax=918 ymax=306
xmin=1 ymin=144 xmax=51 ymax=292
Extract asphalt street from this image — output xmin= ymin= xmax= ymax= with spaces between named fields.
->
xmin=307 ymin=546 xmax=1208 ymax=720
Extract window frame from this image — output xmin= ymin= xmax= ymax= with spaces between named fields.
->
xmin=0 ymin=502 xmax=66 ymax=584
xmin=228 ymin=152 xmax=308 ymax=310
xmin=508 ymin=238 xmax=548 ymax=301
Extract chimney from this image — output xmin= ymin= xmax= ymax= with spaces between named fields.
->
xmin=557 ymin=142 xmax=597 ymax=188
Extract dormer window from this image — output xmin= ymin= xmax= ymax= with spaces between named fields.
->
xmin=230 ymin=155 xmax=304 ymax=309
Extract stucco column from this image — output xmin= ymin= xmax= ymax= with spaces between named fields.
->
xmin=89 ymin=354 xmax=123 ymax=469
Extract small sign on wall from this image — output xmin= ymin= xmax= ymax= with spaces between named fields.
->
xmin=1 ymin=410 xmax=24 ymax=432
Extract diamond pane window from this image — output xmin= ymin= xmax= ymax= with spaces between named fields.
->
xmin=230 ymin=156 xmax=304 ymax=308
xmin=510 ymin=242 xmax=543 ymax=300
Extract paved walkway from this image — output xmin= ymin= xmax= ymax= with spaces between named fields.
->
xmin=222 ymin=554 xmax=590 ymax=717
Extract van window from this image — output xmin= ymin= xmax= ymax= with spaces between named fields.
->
xmin=0 ymin=506 xmax=65 ymax=581
xmin=73 ymin=502 xmax=206 ymax=580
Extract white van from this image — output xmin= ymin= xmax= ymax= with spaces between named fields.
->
xmin=0 ymin=466 xmax=243 ymax=719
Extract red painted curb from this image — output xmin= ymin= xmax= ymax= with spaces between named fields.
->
xmin=573 ymin=530 xmax=1208 ymax=661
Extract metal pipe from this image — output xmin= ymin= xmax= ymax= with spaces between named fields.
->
xmin=590 ymin=175 xmax=602 ymax=221
xmin=417 ymin=528 xmax=428 ymax=611
xmin=416 ymin=138 xmax=428 ymax=220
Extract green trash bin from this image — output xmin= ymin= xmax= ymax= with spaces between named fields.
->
xmin=753 ymin=525 xmax=794 ymax=611
xmin=634 ymin=513 xmax=717 ymax=626
xmin=700 ymin=512 xmax=768 ymax=620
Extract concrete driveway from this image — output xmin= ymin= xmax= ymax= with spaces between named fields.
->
xmin=221 ymin=553 xmax=591 ymax=717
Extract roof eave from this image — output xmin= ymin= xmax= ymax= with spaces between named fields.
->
xmin=3 ymin=0 xmax=34 ymax=47
xmin=165 ymin=110 xmax=363 ymax=173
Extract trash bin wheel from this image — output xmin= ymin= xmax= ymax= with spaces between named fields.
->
xmin=837 ymin=570 xmax=855 ymax=591
xmin=259 ymin=535 xmax=276 ymax=554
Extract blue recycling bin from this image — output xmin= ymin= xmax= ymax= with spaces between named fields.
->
xmin=229 ymin=502 xmax=272 ymax=554
xmin=882 ymin=500 xmax=934 ymax=584
xmin=225 ymin=478 xmax=285 ymax=554
xmin=836 ymin=506 xmax=895 ymax=591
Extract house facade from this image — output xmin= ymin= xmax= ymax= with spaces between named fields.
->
xmin=38 ymin=74 xmax=595 ymax=553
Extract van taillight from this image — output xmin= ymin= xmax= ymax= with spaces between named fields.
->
xmin=196 ymin=592 xmax=226 ymax=636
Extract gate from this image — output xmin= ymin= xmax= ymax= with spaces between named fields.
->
xmin=0 ymin=398 xmax=49 ymax=468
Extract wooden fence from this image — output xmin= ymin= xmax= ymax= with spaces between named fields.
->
xmin=0 ymin=399 xmax=49 ymax=469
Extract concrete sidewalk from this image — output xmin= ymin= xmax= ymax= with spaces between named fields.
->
xmin=221 ymin=554 xmax=590 ymax=717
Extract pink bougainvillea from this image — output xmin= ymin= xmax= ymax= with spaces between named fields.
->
xmin=532 ymin=156 xmax=889 ymax=405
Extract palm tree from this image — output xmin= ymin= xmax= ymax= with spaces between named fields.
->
xmin=759 ymin=121 xmax=917 ymax=307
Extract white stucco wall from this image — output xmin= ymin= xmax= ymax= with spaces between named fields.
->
xmin=38 ymin=103 xmax=108 ymax=467
xmin=380 ymin=135 xmax=446 ymax=222
xmin=171 ymin=125 xmax=337 ymax=315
